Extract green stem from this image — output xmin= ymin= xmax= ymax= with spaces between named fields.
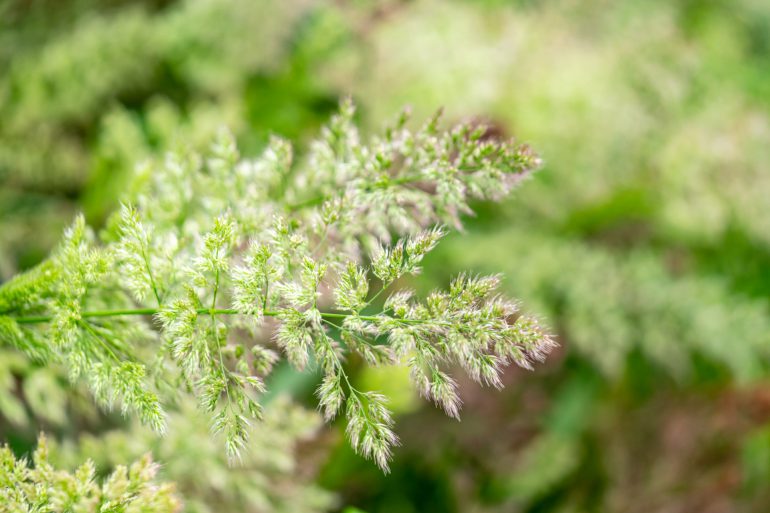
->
xmin=77 ymin=319 xmax=120 ymax=362
xmin=13 ymin=308 xmax=159 ymax=324
xmin=141 ymin=246 xmax=162 ymax=307
xmin=6 ymin=308 xmax=422 ymax=325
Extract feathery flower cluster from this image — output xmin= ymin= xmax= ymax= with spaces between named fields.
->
xmin=0 ymin=101 xmax=552 ymax=471
xmin=53 ymin=397 xmax=336 ymax=513
xmin=0 ymin=435 xmax=180 ymax=513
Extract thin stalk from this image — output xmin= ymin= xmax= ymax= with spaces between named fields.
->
xmin=7 ymin=307 xmax=430 ymax=325
xmin=141 ymin=245 xmax=162 ymax=306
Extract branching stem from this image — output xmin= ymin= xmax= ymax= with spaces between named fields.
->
xmin=6 ymin=308 xmax=428 ymax=325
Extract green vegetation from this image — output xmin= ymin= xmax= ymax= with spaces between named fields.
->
xmin=1 ymin=435 xmax=180 ymax=512
xmin=2 ymin=0 xmax=769 ymax=511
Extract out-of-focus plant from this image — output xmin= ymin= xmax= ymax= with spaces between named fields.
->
xmin=0 ymin=349 xmax=99 ymax=431
xmin=0 ymin=435 xmax=180 ymax=512
xmin=51 ymin=397 xmax=335 ymax=513
xmin=0 ymin=0 xmax=309 ymax=189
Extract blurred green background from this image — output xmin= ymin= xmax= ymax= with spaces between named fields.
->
xmin=2 ymin=0 xmax=770 ymax=511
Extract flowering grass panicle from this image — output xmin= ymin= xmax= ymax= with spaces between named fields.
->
xmin=0 ymin=435 xmax=180 ymax=513
xmin=0 ymin=101 xmax=553 ymax=471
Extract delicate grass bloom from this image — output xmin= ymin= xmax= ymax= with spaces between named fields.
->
xmin=0 ymin=435 xmax=180 ymax=513
xmin=0 ymin=102 xmax=553 ymax=471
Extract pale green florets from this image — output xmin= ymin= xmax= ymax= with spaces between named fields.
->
xmin=346 ymin=391 xmax=399 ymax=473
xmin=115 ymin=204 xmax=167 ymax=304
xmin=50 ymin=397 xmax=336 ymax=513
xmin=0 ymin=101 xmax=552 ymax=471
xmin=334 ymin=263 xmax=369 ymax=312
xmin=0 ymin=435 xmax=180 ymax=513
